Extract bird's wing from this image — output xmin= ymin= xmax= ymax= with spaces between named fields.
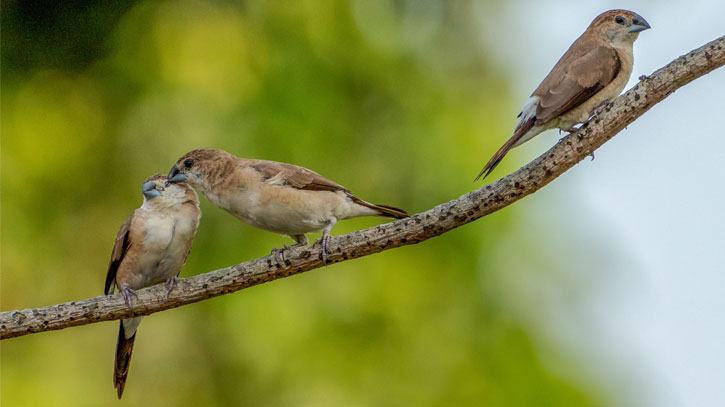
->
xmin=105 ymin=212 xmax=135 ymax=295
xmin=535 ymin=44 xmax=621 ymax=124
xmin=252 ymin=161 xmax=348 ymax=192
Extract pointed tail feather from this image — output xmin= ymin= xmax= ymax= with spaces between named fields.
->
xmin=113 ymin=321 xmax=136 ymax=399
xmin=351 ymin=197 xmax=408 ymax=219
xmin=474 ymin=136 xmax=518 ymax=181
xmin=475 ymin=116 xmax=536 ymax=181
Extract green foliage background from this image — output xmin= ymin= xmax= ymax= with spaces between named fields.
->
xmin=2 ymin=1 xmax=608 ymax=405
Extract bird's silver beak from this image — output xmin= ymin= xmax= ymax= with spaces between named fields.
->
xmin=629 ymin=14 xmax=651 ymax=33
xmin=142 ymin=181 xmax=162 ymax=199
xmin=168 ymin=165 xmax=186 ymax=183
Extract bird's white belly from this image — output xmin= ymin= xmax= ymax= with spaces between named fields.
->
xmin=246 ymin=194 xmax=332 ymax=235
xmin=251 ymin=215 xmax=327 ymax=235
xmin=133 ymin=216 xmax=189 ymax=288
xmin=214 ymin=187 xmax=336 ymax=235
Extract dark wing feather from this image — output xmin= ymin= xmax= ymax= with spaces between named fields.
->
xmin=252 ymin=161 xmax=347 ymax=192
xmin=535 ymin=45 xmax=620 ymax=124
xmin=105 ymin=213 xmax=134 ymax=295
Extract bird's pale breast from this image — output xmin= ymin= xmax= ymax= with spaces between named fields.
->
xmin=118 ymin=211 xmax=195 ymax=290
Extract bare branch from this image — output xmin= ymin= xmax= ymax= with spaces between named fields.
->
xmin=2 ymin=35 xmax=724 ymax=340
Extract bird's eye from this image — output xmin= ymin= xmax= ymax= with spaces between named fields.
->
xmin=183 ymin=158 xmax=195 ymax=168
xmin=615 ymin=16 xmax=625 ymax=24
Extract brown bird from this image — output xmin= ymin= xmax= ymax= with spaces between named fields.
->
xmin=476 ymin=9 xmax=650 ymax=180
xmin=104 ymin=174 xmax=201 ymax=399
xmin=167 ymin=149 xmax=407 ymax=262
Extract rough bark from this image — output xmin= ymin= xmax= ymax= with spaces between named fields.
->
xmin=2 ymin=36 xmax=724 ymax=340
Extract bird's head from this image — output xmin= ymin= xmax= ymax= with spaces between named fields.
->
xmin=141 ymin=174 xmax=197 ymax=208
xmin=167 ymin=148 xmax=230 ymax=190
xmin=591 ymin=10 xmax=650 ymax=45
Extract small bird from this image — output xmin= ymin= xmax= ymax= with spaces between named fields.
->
xmin=104 ymin=174 xmax=201 ymax=399
xmin=167 ymin=149 xmax=408 ymax=262
xmin=476 ymin=9 xmax=650 ymax=180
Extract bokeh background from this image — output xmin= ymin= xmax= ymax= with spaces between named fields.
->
xmin=2 ymin=0 xmax=723 ymax=406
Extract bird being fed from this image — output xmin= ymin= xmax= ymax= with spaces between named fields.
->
xmin=476 ymin=9 xmax=650 ymax=181
xmin=104 ymin=174 xmax=201 ymax=399
xmin=168 ymin=149 xmax=408 ymax=263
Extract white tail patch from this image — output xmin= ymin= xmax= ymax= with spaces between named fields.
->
xmin=516 ymin=96 xmax=538 ymax=128
xmin=511 ymin=96 xmax=541 ymax=147
xmin=122 ymin=316 xmax=143 ymax=339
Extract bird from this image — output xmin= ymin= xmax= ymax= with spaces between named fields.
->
xmin=104 ymin=174 xmax=201 ymax=399
xmin=475 ymin=9 xmax=650 ymax=181
xmin=167 ymin=148 xmax=408 ymax=263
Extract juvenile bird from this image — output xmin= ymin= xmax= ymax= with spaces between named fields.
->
xmin=167 ymin=149 xmax=407 ymax=262
xmin=476 ymin=9 xmax=650 ymax=180
xmin=104 ymin=174 xmax=201 ymax=399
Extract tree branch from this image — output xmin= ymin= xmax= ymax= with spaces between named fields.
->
xmin=2 ymin=36 xmax=724 ymax=340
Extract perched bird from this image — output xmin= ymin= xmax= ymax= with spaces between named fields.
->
xmin=167 ymin=148 xmax=407 ymax=262
xmin=476 ymin=9 xmax=650 ymax=180
xmin=104 ymin=174 xmax=201 ymax=399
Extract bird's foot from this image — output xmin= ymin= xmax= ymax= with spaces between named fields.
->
xmin=558 ymin=127 xmax=580 ymax=142
xmin=315 ymin=221 xmax=337 ymax=264
xmin=589 ymin=99 xmax=611 ymax=118
xmin=588 ymin=151 xmax=595 ymax=161
xmin=120 ymin=286 xmax=138 ymax=309
xmin=313 ymin=234 xmax=332 ymax=264
xmin=270 ymin=243 xmax=306 ymax=267
xmin=270 ymin=247 xmax=286 ymax=265
xmin=321 ymin=234 xmax=331 ymax=264
xmin=165 ymin=276 xmax=178 ymax=297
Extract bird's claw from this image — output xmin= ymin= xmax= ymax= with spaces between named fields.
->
xmin=270 ymin=246 xmax=287 ymax=266
xmin=558 ymin=127 xmax=580 ymax=142
xmin=120 ymin=286 xmax=138 ymax=309
xmin=321 ymin=234 xmax=331 ymax=264
xmin=313 ymin=236 xmax=332 ymax=264
xmin=589 ymin=99 xmax=610 ymax=118
xmin=165 ymin=276 xmax=178 ymax=297
xmin=270 ymin=243 xmax=305 ymax=268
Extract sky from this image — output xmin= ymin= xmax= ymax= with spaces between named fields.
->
xmin=477 ymin=1 xmax=725 ymax=406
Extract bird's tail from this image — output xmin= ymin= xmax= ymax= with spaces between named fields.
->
xmin=475 ymin=115 xmax=536 ymax=181
xmin=474 ymin=136 xmax=519 ymax=181
xmin=351 ymin=197 xmax=408 ymax=219
xmin=113 ymin=321 xmax=136 ymax=399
